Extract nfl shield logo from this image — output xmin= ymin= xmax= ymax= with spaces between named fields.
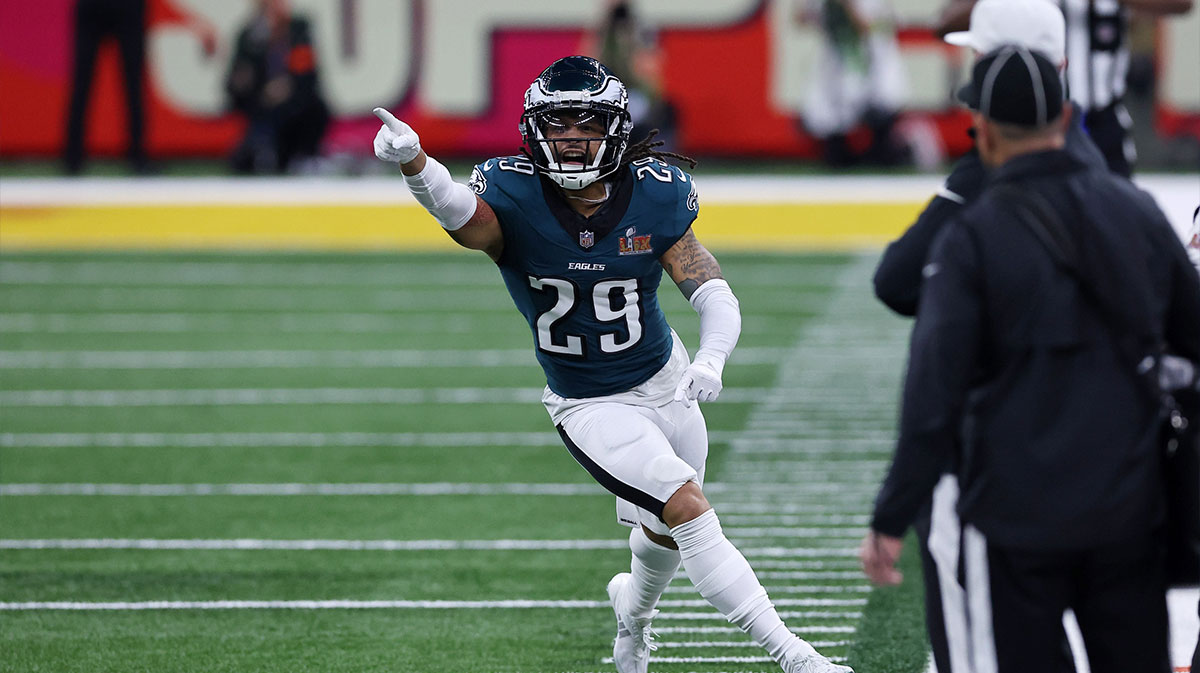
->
xmin=579 ymin=230 xmax=595 ymax=249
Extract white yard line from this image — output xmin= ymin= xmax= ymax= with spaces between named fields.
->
xmin=0 ymin=431 xmax=567 ymax=448
xmin=0 ymin=482 xmax=878 ymax=497
xmin=0 ymin=312 xmax=772 ymax=336
xmin=603 ymin=655 xmax=849 ymax=664
xmin=657 ymin=611 xmax=863 ymax=621
xmin=0 ymin=539 xmax=855 ymax=557
xmin=0 ymin=538 xmax=629 ymax=551
xmin=0 ymin=483 xmax=609 ymax=496
xmin=0 ymin=312 xmax=504 ymax=334
xmin=655 ymin=640 xmax=852 ymax=649
xmin=0 ymin=597 xmax=864 ymax=610
xmin=0 ymin=347 xmax=790 ymax=369
xmin=0 ymin=600 xmax=610 ymax=610
xmin=663 ymin=585 xmax=871 ymax=594
xmin=656 ymin=625 xmax=856 ymax=634
xmin=0 ymin=386 xmax=773 ymax=407
xmin=0 ymin=260 xmax=850 ymax=288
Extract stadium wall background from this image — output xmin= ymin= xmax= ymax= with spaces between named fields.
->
xmin=1 ymin=0 xmax=1197 ymax=160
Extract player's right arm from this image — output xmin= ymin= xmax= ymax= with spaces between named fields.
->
xmin=373 ymin=107 xmax=504 ymax=262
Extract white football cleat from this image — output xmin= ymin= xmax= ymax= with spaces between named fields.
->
xmin=606 ymin=573 xmax=658 ymax=673
xmin=784 ymin=651 xmax=855 ymax=673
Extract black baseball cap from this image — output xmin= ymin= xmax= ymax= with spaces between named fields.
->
xmin=958 ymin=44 xmax=1063 ymax=126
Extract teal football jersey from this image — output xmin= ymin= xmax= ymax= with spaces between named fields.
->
xmin=469 ymin=156 xmax=699 ymax=398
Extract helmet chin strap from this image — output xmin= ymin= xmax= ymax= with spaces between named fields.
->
xmin=562 ymin=181 xmax=611 ymax=204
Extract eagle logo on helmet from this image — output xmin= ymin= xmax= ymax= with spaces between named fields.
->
xmin=520 ymin=55 xmax=633 ymax=191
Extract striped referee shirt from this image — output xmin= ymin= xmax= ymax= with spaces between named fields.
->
xmin=1060 ymin=0 xmax=1130 ymax=111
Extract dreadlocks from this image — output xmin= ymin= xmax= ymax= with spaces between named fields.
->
xmin=622 ymin=129 xmax=697 ymax=169
xmin=518 ymin=129 xmax=696 ymax=172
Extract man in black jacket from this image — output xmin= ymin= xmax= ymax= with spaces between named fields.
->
xmin=870 ymin=3 xmax=1108 ymax=671
xmin=861 ymin=45 xmax=1200 ymax=673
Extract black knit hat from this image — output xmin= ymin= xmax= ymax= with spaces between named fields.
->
xmin=961 ymin=44 xmax=1063 ymax=126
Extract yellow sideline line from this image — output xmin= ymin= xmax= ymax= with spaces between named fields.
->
xmin=0 ymin=203 xmax=923 ymax=251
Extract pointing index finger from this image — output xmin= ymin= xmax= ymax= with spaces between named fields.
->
xmin=373 ymin=107 xmax=404 ymax=132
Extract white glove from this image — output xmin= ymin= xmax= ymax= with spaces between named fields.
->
xmin=674 ymin=357 xmax=723 ymax=408
xmin=373 ymin=107 xmax=422 ymax=164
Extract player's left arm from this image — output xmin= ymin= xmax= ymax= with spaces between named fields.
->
xmin=660 ymin=228 xmax=742 ymax=406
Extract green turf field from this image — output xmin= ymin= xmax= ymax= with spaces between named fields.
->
xmin=0 ymin=251 xmax=926 ymax=673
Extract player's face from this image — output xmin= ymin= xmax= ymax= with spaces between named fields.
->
xmin=541 ymin=110 xmax=607 ymax=167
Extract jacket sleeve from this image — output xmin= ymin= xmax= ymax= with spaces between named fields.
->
xmin=873 ymin=150 xmax=985 ymax=316
xmin=1163 ymin=218 xmax=1200 ymax=364
xmin=871 ymin=218 xmax=984 ymax=537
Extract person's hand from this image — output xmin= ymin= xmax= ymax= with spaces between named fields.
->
xmin=860 ymin=529 xmax=904 ymax=586
xmin=263 ymin=76 xmax=292 ymax=107
xmin=674 ymin=358 xmax=722 ymax=408
xmin=1160 ymin=354 xmax=1198 ymax=392
xmin=373 ymin=107 xmax=422 ymax=164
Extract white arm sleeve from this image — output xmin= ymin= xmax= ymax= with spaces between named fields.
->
xmin=403 ymin=157 xmax=478 ymax=231
xmin=688 ymin=279 xmax=741 ymax=374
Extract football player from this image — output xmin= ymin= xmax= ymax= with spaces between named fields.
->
xmin=373 ymin=55 xmax=851 ymax=673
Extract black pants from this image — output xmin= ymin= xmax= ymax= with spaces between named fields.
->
xmin=64 ymin=0 xmax=147 ymax=173
xmin=230 ymin=98 xmax=329 ymax=174
xmin=915 ymin=501 xmax=955 ymax=673
xmin=1083 ymin=103 xmax=1134 ymax=178
xmin=961 ymin=527 xmax=1169 ymax=673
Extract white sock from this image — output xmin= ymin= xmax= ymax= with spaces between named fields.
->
xmin=623 ymin=526 xmax=681 ymax=618
xmin=670 ymin=509 xmax=818 ymax=666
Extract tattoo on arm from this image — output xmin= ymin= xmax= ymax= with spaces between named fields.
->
xmin=662 ymin=229 xmax=723 ymax=300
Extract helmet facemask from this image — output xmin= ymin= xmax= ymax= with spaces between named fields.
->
xmin=523 ymin=107 xmax=628 ymax=191
xmin=520 ymin=56 xmax=633 ymax=191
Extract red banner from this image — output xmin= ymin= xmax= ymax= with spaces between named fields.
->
xmin=0 ymin=1 xmax=1194 ymax=161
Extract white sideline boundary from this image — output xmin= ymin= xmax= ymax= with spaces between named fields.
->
xmin=2 ymin=174 xmax=1193 ymax=240
xmin=0 ymin=175 xmax=947 ymax=206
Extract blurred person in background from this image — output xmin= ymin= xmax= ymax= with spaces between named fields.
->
xmin=935 ymin=0 xmax=1194 ymax=176
xmin=795 ymin=0 xmax=909 ymax=167
xmin=225 ymin=0 xmax=329 ymax=174
xmin=1191 ymin=206 xmax=1200 ymax=270
xmin=64 ymin=0 xmax=148 ymax=175
xmin=583 ymin=1 xmax=678 ymax=150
